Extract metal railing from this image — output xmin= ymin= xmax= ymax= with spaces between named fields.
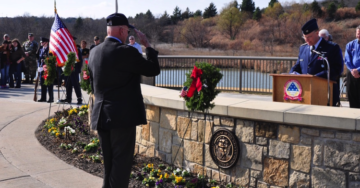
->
xmin=154 ymin=55 xmax=347 ymax=99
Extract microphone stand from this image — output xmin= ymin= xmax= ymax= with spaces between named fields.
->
xmin=312 ymin=50 xmax=330 ymax=106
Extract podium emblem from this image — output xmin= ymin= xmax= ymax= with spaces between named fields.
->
xmin=209 ymin=129 xmax=239 ymax=169
xmin=284 ymin=79 xmax=302 ymax=101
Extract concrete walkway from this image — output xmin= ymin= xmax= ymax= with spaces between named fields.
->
xmin=0 ymin=85 xmax=101 ymax=188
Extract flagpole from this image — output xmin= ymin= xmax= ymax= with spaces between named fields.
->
xmin=54 ymin=0 xmax=57 ymax=14
xmin=115 ymin=0 xmax=118 ymax=13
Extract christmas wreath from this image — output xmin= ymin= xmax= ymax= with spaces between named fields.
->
xmin=62 ymin=52 xmax=76 ymax=76
xmin=44 ymin=55 xmax=57 ymax=86
xmin=80 ymin=60 xmax=92 ymax=94
xmin=180 ymin=62 xmax=223 ymax=112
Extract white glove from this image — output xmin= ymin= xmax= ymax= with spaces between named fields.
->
xmin=38 ymin=67 xmax=43 ymax=72
xmin=62 ymin=66 xmax=65 ymax=71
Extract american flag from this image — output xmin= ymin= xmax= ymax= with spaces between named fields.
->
xmin=49 ymin=13 xmax=78 ymax=66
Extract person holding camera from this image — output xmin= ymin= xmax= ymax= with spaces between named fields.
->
xmin=88 ymin=13 xmax=160 ymax=188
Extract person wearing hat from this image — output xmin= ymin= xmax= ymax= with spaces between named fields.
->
xmin=59 ymin=36 xmax=83 ymax=104
xmin=36 ymin=37 xmax=53 ymax=102
xmin=90 ymin=36 xmax=100 ymax=51
xmin=290 ymin=18 xmax=343 ymax=106
xmin=88 ymin=13 xmax=160 ymax=188
xmin=9 ymin=39 xmax=26 ymax=88
xmin=3 ymin=34 xmax=9 ymax=42
xmin=22 ymin=33 xmax=38 ymax=84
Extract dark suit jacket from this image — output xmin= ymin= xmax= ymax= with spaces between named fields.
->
xmin=88 ymin=37 xmax=160 ymax=130
xmin=290 ymin=39 xmax=343 ymax=105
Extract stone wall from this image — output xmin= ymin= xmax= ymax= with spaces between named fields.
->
xmin=135 ymin=105 xmax=360 ymax=188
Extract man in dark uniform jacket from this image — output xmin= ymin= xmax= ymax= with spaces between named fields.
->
xmin=36 ymin=37 xmax=53 ymax=103
xmin=60 ymin=36 xmax=83 ymax=104
xmin=290 ymin=19 xmax=343 ymax=106
xmin=88 ymin=13 xmax=160 ymax=188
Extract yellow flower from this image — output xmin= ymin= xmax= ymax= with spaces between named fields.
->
xmin=147 ymin=164 xmax=151 ymax=168
xmin=151 ymin=169 xmax=154 ymax=172
xmin=151 ymin=164 xmax=154 ymax=168
xmin=48 ymin=129 xmax=51 ymax=133
xmin=62 ymin=132 xmax=65 ymax=136
xmin=159 ymin=175 xmax=163 ymax=179
xmin=175 ymin=176 xmax=183 ymax=183
xmin=164 ymin=173 xmax=169 ymax=179
xmin=56 ymin=133 xmax=60 ymax=137
xmin=158 ymin=169 xmax=161 ymax=173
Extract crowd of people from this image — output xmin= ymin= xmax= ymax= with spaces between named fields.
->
xmin=0 ymin=32 xmax=143 ymax=104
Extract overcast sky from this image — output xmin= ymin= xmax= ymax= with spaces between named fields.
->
xmin=2 ymin=0 xmax=311 ymax=19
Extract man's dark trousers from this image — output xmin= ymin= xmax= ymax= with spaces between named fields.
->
xmin=97 ymin=125 xmax=136 ymax=188
xmin=346 ymin=71 xmax=360 ymax=108
xmin=65 ymin=72 xmax=82 ymax=101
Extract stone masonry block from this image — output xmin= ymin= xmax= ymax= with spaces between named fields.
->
xmin=214 ymin=116 xmax=220 ymax=126
xmin=149 ymin=122 xmax=159 ymax=145
xmin=236 ymin=120 xmax=254 ymax=143
xmin=255 ymin=122 xmax=277 ymax=138
xmin=241 ymin=143 xmax=263 ymax=170
xmin=321 ymin=131 xmax=335 ymax=138
xmin=198 ymin=119 xmax=205 ymax=142
xmin=191 ymin=120 xmax=198 ymax=141
xmin=159 ymin=128 xmax=172 ymax=153
xmin=290 ymin=145 xmax=311 ymax=173
xmin=313 ymin=139 xmax=323 ymax=166
xmin=289 ymin=170 xmax=310 ymax=188
xmin=184 ymin=140 xmax=203 ymax=164
xmin=256 ymin=137 xmax=268 ymax=146
xmin=142 ymin=121 xmax=150 ymax=141
xmin=136 ymin=126 xmax=142 ymax=143
xmin=172 ymin=145 xmax=183 ymax=167
xmin=269 ymin=140 xmax=290 ymax=159
xmin=146 ymin=105 xmax=160 ymax=123
xmin=205 ymin=144 xmax=218 ymax=169
xmin=177 ymin=116 xmax=191 ymax=140
xmin=160 ymin=108 xmax=177 ymax=130
xmin=336 ymin=132 xmax=351 ymax=140
xmin=324 ymin=140 xmax=360 ymax=172
xmin=353 ymin=133 xmax=360 ymax=142
xmin=221 ymin=117 xmax=234 ymax=127
xmin=278 ymin=125 xmax=300 ymax=144
xmin=312 ymin=167 xmax=346 ymax=188
xmin=204 ymin=120 xmax=214 ymax=144
xmin=263 ymin=157 xmax=289 ymax=187
xmin=177 ymin=110 xmax=189 ymax=117
xmin=301 ymin=128 xmax=319 ymax=136
xmin=235 ymin=168 xmax=249 ymax=186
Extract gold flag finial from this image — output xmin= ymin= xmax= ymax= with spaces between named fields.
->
xmin=54 ymin=0 xmax=57 ymax=13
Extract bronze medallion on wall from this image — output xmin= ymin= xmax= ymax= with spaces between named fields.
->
xmin=209 ymin=129 xmax=240 ymax=169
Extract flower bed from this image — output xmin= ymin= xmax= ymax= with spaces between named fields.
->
xmin=35 ymin=106 xmax=235 ymax=188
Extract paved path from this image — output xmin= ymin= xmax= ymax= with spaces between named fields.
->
xmin=0 ymin=85 xmax=101 ymax=188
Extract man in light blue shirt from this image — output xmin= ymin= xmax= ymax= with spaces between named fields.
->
xmin=128 ymin=35 xmax=142 ymax=54
xmin=345 ymin=25 xmax=360 ymax=108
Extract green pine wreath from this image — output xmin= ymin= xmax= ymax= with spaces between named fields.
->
xmin=183 ymin=62 xmax=223 ymax=112
xmin=63 ymin=52 xmax=76 ymax=76
xmin=44 ymin=56 xmax=57 ymax=86
xmin=80 ymin=62 xmax=92 ymax=94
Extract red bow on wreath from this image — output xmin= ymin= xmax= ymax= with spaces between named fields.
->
xmin=83 ymin=71 xmax=90 ymax=80
xmin=187 ymin=66 xmax=203 ymax=98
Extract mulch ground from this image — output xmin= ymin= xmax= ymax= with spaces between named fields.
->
xmin=35 ymin=109 xmax=229 ymax=188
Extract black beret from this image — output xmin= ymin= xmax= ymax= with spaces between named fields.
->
xmin=302 ymin=19 xmax=319 ymax=35
xmin=28 ymin=33 xmax=34 ymax=36
xmin=106 ymin=13 xmax=134 ymax=28
xmin=40 ymin=37 xmax=49 ymax=42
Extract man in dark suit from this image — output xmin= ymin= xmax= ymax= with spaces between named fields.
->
xmin=36 ymin=37 xmax=53 ymax=103
xmin=60 ymin=37 xmax=83 ymax=104
xmin=88 ymin=13 xmax=160 ymax=188
xmin=290 ymin=19 xmax=343 ymax=106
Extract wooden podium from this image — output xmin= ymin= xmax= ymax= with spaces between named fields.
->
xmin=270 ymin=74 xmax=334 ymax=106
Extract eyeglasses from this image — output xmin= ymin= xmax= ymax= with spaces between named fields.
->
xmin=129 ymin=38 xmax=134 ymax=40
xmin=120 ymin=26 xmax=130 ymax=34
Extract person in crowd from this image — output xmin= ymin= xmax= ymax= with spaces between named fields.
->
xmin=22 ymin=33 xmax=38 ymax=84
xmin=319 ymin=29 xmax=332 ymax=41
xmin=290 ymin=19 xmax=343 ymax=106
xmin=345 ymin=25 xmax=360 ymax=108
xmin=90 ymin=36 xmax=100 ymax=50
xmin=128 ymin=35 xmax=142 ymax=54
xmin=9 ymin=39 xmax=26 ymax=88
xmin=81 ymin=40 xmax=89 ymax=60
xmin=36 ymin=37 xmax=53 ymax=103
xmin=88 ymin=13 xmax=160 ymax=188
xmin=0 ymin=40 xmax=12 ymax=89
xmin=59 ymin=37 xmax=83 ymax=104
xmin=3 ymin=34 xmax=9 ymax=42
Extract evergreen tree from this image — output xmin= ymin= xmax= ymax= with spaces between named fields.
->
xmin=159 ymin=11 xmax=171 ymax=26
xmin=338 ymin=0 xmax=345 ymax=8
xmin=203 ymin=3 xmax=218 ymax=19
xmin=194 ymin=10 xmax=202 ymax=17
xmin=327 ymin=2 xmax=337 ymax=19
xmin=268 ymin=0 xmax=278 ymax=8
xmin=356 ymin=1 xmax=360 ymax=12
xmin=310 ymin=0 xmax=323 ymax=18
xmin=145 ymin=10 xmax=155 ymax=21
xmin=181 ymin=7 xmax=194 ymax=20
xmin=230 ymin=0 xmax=239 ymax=9
xmin=240 ymin=0 xmax=255 ymax=13
xmin=74 ymin=17 xmax=83 ymax=32
xmin=253 ymin=7 xmax=262 ymax=20
xmin=171 ymin=6 xmax=182 ymax=24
